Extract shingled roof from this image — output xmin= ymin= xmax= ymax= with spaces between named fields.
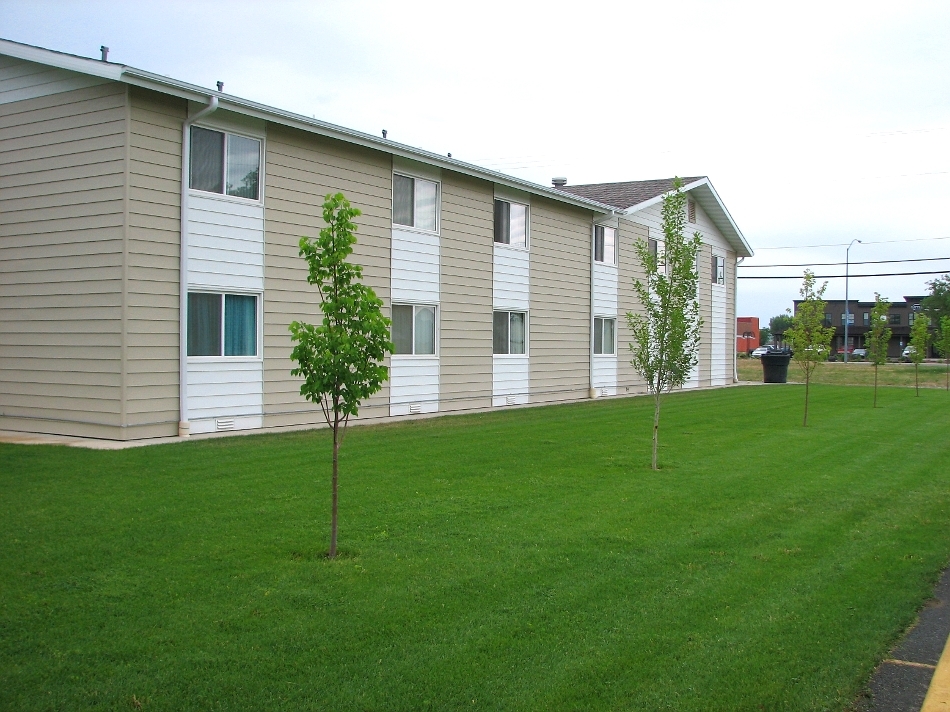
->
xmin=557 ymin=177 xmax=706 ymax=210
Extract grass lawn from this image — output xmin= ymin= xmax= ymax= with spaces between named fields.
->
xmin=2 ymin=385 xmax=949 ymax=711
xmin=738 ymin=356 xmax=950 ymax=389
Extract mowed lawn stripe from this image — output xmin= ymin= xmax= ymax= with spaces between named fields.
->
xmin=1 ymin=384 xmax=949 ymax=711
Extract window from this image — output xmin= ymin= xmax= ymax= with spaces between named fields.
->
xmin=494 ymin=199 xmax=528 ymax=248
xmin=712 ymin=255 xmax=725 ymax=285
xmin=908 ymin=312 xmax=916 ymax=326
xmin=594 ymin=225 xmax=616 ymax=264
xmin=648 ymin=238 xmax=658 ymax=261
xmin=593 ymin=317 xmax=616 ymax=355
xmin=863 ymin=312 xmax=870 ymax=327
xmin=189 ymin=126 xmax=261 ymax=200
xmin=688 ymin=200 xmax=696 ymax=223
xmin=493 ymin=311 xmax=526 ymax=355
xmin=823 ymin=313 xmax=832 ymax=327
xmin=393 ymin=174 xmax=439 ymax=232
xmin=840 ymin=312 xmax=854 ymax=325
xmin=392 ymin=304 xmax=436 ymax=355
xmin=890 ymin=313 xmax=901 ymax=325
xmin=187 ymin=292 xmax=258 ymax=357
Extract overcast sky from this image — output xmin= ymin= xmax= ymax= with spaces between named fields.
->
xmin=3 ymin=0 xmax=949 ymax=324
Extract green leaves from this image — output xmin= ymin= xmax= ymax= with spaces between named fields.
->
xmin=785 ymin=270 xmax=836 ymax=425
xmin=289 ymin=193 xmax=394 ymax=425
xmin=867 ymin=293 xmax=892 ymax=368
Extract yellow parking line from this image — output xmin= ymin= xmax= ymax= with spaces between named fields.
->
xmin=921 ymin=630 xmax=950 ymax=711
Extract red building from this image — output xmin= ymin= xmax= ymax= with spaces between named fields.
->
xmin=736 ymin=316 xmax=759 ymax=354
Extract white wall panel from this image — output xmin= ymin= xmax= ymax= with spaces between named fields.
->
xmin=591 ymin=357 xmax=617 ymax=396
xmin=592 ymin=262 xmax=618 ymax=316
xmin=187 ymin=360 xmax=263 ymax=423
xmin=391 ymin=228 xmax=439 ymax=303
xmin=493 ymin=357 xmax=529 ymax=406
xmin=187 ymin=193 xmax=264 ymax=291
xmin=493 ymin=246 xmax=529 ymax=310
xmin=390 ymin=357 xmax=439 ymax=415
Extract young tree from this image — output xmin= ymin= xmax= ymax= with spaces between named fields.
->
xmin=759 ymin=327 xmax=772 ymax=346
xmin=769 ymin=313 xmax=794 ymax=346
xmin=626 ymin=178 xmax=703 ymax=470
xmin=922 ymin=274 xmax=950 ymax=328
xmin=908 ymin=312 xmax=930 ymax=397
xmin=289 ymin=193 xmax=393 ymax=558
xmin=936 ymin=315 xmax=950 ymax=391
xmin=867 ymin=293 xmax=892 ymax=408
xmin=784 ymin=271 xmax=835 ymax=426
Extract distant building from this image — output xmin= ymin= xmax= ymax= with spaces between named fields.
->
xmin=736 ymin=317 xmax=759 ymax=354
xmin=793 ymin=296 xmax=936 ymax=358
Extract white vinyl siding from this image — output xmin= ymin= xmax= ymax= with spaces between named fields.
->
xmin=391 ymin=227 xmax=440 ymax=303
xmin=187 ymin=359 xmax=264 ymax=432
xmin=187 ymin=193 xmax=265 ymax=291
xmin=492 ymin=358 xmax=529 ymax=407
xmin=493 ymin=247 xmax=529 ymax=310
xmin=389 ymin=357 xmax=439 ymax=416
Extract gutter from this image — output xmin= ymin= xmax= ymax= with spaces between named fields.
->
xmin=178 ymin=95 xmax=219 ymax=437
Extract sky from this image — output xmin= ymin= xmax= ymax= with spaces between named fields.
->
xmin=3 ymin=0 xmax=949 ymax=324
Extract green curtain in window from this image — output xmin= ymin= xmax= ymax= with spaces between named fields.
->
xmin=187 ymin=293 xmax=222 ymax=356
xmin=224 ymin=294 xmax=257 ymax=356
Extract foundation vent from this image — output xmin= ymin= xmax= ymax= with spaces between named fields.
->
xmin=408 ymin=403 xmax=422 ymax=414
xmin=215 ymin=418 xmax=236 ymax=431
xmin=600 ymin=388 xmax=609 ymax=398
xmin=505 ymin=396 xmax=516 ymax=406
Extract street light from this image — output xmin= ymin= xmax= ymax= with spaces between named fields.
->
xmin=844 ymin=239 xmax=862 ymax=363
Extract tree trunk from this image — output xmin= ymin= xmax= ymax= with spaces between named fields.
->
xmin=803 ymin=373 xmax=810 ymax=427
xmin=873 ymin=365 xmax=878 ymax=408
xmin=329 ymin=417 xmax=339 ymax=558
xmin=915 ymin=363 xmax=920 ymax=397
xmin=946 ymin=358 xmax=948 ymax=391
xmin=652 ymin=393 xmax=661 ymax=471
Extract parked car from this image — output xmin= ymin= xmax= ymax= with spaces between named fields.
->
xmin=851 ymin=348 xmax=867 ymax=358
xmin=751 ymin=346 xmax=771 ymax=358
xmin=902 ymin=346 xmax=916 ymax=361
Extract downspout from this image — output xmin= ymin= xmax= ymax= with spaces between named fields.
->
xmin=733 ymin=255 xmax=745 ymax=383
xmin=179 ymin=96 xmax=219 ymax=437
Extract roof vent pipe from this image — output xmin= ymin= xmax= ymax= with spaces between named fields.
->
xmin=216 ymin=81 xmax=224 ymax=92
xmin=382 ymin=129 xmax=387 ymax=139
xmin=552 ymin=177 xmax=567 ymax=188
xmin=100 ymin=46 xmax=109 ymax=62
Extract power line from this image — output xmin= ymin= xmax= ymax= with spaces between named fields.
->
xmin=738 ymin=269 xmax=948 ymax=280
xmin=740 ymin=256 xmax=950 ymax=268
xmin=755 ymin=236 xmax=950 ymax=250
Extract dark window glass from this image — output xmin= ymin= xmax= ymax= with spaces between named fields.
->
xmin=494 ymin=200 xmax=510 ymax=244
xmin=649 ymin=239 xmax=658 ymax=260
xmin=890 ymin=313 xmax=901 ymax=325
xmin=493 ymin=311 xmax=509 ymax=354
xmin=392 ymin=305 xmax=413 ymax=354
xmin=594 ymin=226 xmax=605 ymax=262
xmin=594 ymin=317 xmax=604 ymax=354
xmin=187 ymin=292 xmax=222 ymax=356
xmin=226 ymin=135 xmax=260 ymax=199
xmin=224 ymin=294 xmax=257 ymax=356
xmin=190 ymin=127 xmax=224 ymax=193
xmin=863 ymin=312 xmax=869 ymax=326
xmin=393 ymin=174 xmax=414 ymax=227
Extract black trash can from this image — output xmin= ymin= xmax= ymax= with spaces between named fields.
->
xmin=761 ymin=350 xmax=792 ymax=383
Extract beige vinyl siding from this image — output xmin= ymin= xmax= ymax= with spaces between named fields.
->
xmin=125 ymin=87 xmax=185 ymax=435
xmin=0 ymin=81 xmax=128 ymax=437
xmin=697 ymin=242 xmax=713 ymax=387
xmin=617 ymin=218 xmax=649 ymax=393
xmin=263 ymin=124 xmax=391 ymax=429
xmin=529 ymin=197 xmax=592 ymax=403
xmin=725 ymin=249 xmax=737 ymax=381
xmin=440 ymin=172 xmax=493 ymax=412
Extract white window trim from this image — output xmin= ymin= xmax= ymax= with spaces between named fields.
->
xmin=592 ymin=315 xmax=617 ymax=357
xmin=391 ymin=302 xmax=439 ymax=358
xmin=493 ymin=198 xmax=530 ymax=252
xmin=593 ymin=224 xmax=618 ymax=267
xmin=186 ymin=288 xmax=263 ymax=362
xmin=188 ymin=124 xmax=265 ymax=206
xmin=712 ymin=253 xmax=726 ymax=288
xmin=392 ymin=172 xmax=441 ymax=236
xmin=492 ymin=309 xmax=529 ymax=358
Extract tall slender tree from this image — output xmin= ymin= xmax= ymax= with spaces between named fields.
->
xmin=289 ymin=193 xmax=393 ymax=558
xmin=908 ymin=312 xmax=930 ymax=397
xmin=867 ymin=293 xmax=892 ymax=408
xmin=936 ymin=315 xmax=950 ymax=391
xmin=626 ymin=178 xmax=703 ymax=470
xmin=785 ymin=271 xmax=835 ymax=426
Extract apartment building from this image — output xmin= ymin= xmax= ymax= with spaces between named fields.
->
xmin=0 ymin=38 xmax=753 ymax=441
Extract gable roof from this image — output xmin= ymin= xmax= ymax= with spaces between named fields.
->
xmin=0 ymin=37 xmax=617 ymax=216
xmin=560 ymin=176 xmax=752 ymax=258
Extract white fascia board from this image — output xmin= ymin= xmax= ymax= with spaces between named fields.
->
xmin=623 ymin=177 xmax=753 ymax=258
xmin=0 ymin=38 xmax=124 ymax=81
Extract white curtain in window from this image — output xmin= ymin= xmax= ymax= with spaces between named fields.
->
xmin=603 ymin=318 xmax=615 ymax=354
xmin=509 ymin=312 xmax=526 ymax=355
xmin=414 ymin=306 xmax=436 ymax=354
xmin=414 ymin=179 xmax=438 ymax=232
xmin=509 ymin=203 xmax=527 ymax=248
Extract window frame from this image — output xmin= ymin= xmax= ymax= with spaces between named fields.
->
xmin=840 ymin=312 xmax=855 ymax=326
xmin=593 ymin=225 xmax=617 ymax=265
xmin=391 ymin=303 xmax=439 ymax=357
xmin=492 ymin=310 xmax=528 ymax=356
xmin=593 ymin=316 xmax=617 ymax=356
xmin=712 ymin=254 xmax=725 ymax=286
xmin=890 ymin=313 xmax=902 ymax=325
xmin=493 ymin=198 xmax=529 ymax=251
xmin=392 ymin=172 xmax=441 ymax=235
xmin=186 ymin=290 xmax=262 ymax=361
xmin=188 ymin=124 xmax=264 ymax=205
